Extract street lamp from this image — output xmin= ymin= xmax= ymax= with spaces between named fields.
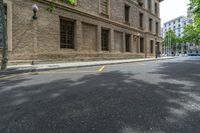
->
xmin=133 ymin=33 xmax=140 ymax=53
xmin=32 ymin=4 xmax=38 ymax=20
xmin=154 ymin=34 xmax=158 ymax=58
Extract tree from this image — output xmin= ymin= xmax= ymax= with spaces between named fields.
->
xmin=163 ymin=29 xmax=178 ymax=54
xmin=187 ymin=0 xmax=200 ymax=45
xmin=47 ymin=0 xmax=77 ymax=12
xmin=189 ymin=0 xmax=200 ymax=31
xmin=0 ymin=0 xmax=8 ymax=70
xmin=182 ymin=24 xmax=200 ymax=45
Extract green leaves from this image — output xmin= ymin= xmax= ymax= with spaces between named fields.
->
xmin=189 ymin=0 xmax=200 ymax=29
xmin=68 ymin=0 xmax=77 ymax=5
xmin=47 ymin=0 xmax=77 ymax=12
xmin=164 ymin=30 xmax=178 ymax=46
xmin=184 ymin=0 xmax=200 ymax=45
xmin=182 ymin=24 xmax=200 ymax=45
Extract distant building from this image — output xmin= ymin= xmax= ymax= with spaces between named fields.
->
xmin=187 ymin=8 xmax=193 ymax=24
xmin=162 ymin=16 xmax=188 ymax=38
xmin=162 ymin=9 xmax=193 ymax=38
xmin=162 ymin=10 xmax=195 ymax=54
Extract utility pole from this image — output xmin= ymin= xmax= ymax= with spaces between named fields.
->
xmin=169 ymin=31 xmax=172 ymax=56
xmin=0 ymin=0 xmax=8 ymax=70
xmin=167 ymin=33 xmax=169 ymax=56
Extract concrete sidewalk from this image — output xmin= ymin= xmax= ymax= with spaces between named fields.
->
xmin=1 ymin=57 xmax=173 ymax=73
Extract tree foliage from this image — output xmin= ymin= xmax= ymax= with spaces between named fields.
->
xmin=181 ymin=0 xmax=200 ymax=45
xmin=189 ymin=0 xmax=200 ymax=30
xmin=163 ymin=30 xmax=178 ymax=46
xmin=182 ymin=24 xmax=200 ymax=44
xmin=47 ymin=0 xmax=77 ymax=12
xmin=163 ymin=29 xmax=180 ymax=52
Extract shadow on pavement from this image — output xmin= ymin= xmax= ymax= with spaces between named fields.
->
xmin=0 ymin=58 xmax=200 ymax=133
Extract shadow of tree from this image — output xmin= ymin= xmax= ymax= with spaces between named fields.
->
xmin=151 ymin=58 xmax=200 ymax=82
xmin=0 ymin=59 xmax=200 ymax=133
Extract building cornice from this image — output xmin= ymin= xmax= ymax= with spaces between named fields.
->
xmin=163 ymin=16 xmax=187 ymax=25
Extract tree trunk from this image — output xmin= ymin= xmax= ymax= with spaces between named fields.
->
xmin=0 ymin=0 xmax=8 ymax=70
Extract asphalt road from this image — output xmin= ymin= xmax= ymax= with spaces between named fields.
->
xmin=0 ymin=57 xmax=200 ymax=133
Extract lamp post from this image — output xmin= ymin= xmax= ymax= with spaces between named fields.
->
xmin=32 ymin=4 xmax=38 ymax=20
xmin=135 ymin=33 xmax=140 ymax=53
xmin=154 ymin=34 xmax=158 ymax=58
xmin=0 ymin=0 xmax=8 ymax=70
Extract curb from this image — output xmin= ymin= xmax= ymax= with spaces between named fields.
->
xmin=0 ymin=57 xmax=174 ymax=76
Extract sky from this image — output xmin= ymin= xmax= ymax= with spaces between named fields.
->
xmin=160 ymin=0 xmax=190 ymax=26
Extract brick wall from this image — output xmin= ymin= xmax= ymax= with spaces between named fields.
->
xmin=0 ymin=0 xmax=163 ymax=62
xmin=81 ymin=23 xmax=97 ymax=52
xmin=114 ymin=31 xmax=123 ymax=52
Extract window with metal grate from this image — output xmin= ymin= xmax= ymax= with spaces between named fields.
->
xmin=60 ymin=19 xmax=75 ymax=49
xmin=101 ymin=29 xmax=109 ymax=51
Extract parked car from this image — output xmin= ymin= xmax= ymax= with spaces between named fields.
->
xmin=188 ymin=50 xmax=200 ymax=56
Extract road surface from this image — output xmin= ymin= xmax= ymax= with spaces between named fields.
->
xmin=0 ymin=57 xmax=200 ymax=133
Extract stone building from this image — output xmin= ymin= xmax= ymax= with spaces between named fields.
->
xmin=0 ymin=0 xmax=163 ymax=62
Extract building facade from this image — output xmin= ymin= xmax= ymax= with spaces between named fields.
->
xmin=162 ymin=16 xmax=188 ymax=38
xmin=0 ymin=0 xmax=163 ymax=62
xmin=162 ymin=10 xmax=195 ymax=54
xmin=162 ymin=9 xmax=193 ymax=38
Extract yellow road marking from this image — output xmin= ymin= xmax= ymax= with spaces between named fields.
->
xmin=0 ymin=75 xmax=18 ymax=80
xmin=39 ymin=71 xmax=96 ymax=74
xmin=98 ymin=66 xmax=105 ymax=72
xmin=0 ymin=70 xmax=97 ymax=80
xmin=0 ymin=72 xmax=32 ymax=80
xmin=0 ymin=66 xmax=106 ymax=80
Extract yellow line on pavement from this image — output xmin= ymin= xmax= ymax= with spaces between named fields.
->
xmin=0 ymin=72 xmax=32 ymax=80
xmin=0 ymin=75 xmax=17 ymax=80
xmin=39 ymin=71 xmax=96 ymax=74
xmin=0 ymin=70 xmax=97 ymax=80
xmin=0 ymin=66 xmax=105 ymax=80
xmin=98 ymin=66 xmax=105 ymax=72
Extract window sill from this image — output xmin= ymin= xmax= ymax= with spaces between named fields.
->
xmin=100 ymin=13 xmax=109 ymax=18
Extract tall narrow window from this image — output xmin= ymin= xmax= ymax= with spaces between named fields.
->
xmin=155 ymin=2 xmax=158 ymax=15
xmin=149 ymin=18 xmax=152 ymax=32
xmin=100 ymin=0 xmax=109 ymax=16
xmin=140 ymin=37 xmax=144 ymax=53
xmin=60 ymin=19 xmax=75 ymax=49
xmin=150 ymin=40 xmax=154 ymax=53
xmin=0 ymin=5 xmax=7 ymax=48
xmin=125 ymin=34 xmax=130 ymax=52
xmin=125 ymin=5 xmax=130 ymax=23
xmin=156 ymin=22 xmax=159 ymax=34
xmin=101 ymin=29 xmax=109 ymax=51
xmin=148 ymin=0 xmax=152 ymax=10
xmin=139 ymin=13 xmax=143 ymax=28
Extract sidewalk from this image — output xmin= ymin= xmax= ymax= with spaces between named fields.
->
xmin=0 ymin=57 xmax=174 ymax=75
